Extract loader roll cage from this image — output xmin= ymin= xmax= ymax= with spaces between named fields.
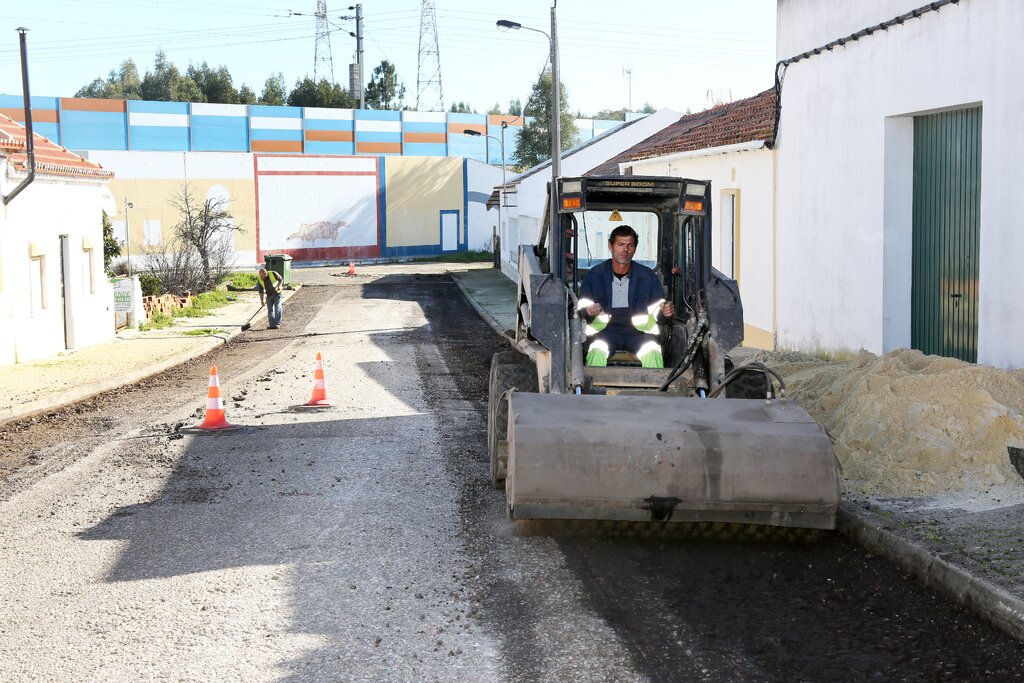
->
xmin=550 ymin=176 xmax=716 ymax=322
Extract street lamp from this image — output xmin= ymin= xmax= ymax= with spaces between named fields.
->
xmin=497 ymin=3 xmax=562 ymax=279
xmin=463 ymin=126 xmax=507 ymax=265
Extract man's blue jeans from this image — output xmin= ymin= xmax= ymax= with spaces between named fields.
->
xmin=267 ymin=295 xmax=282 ymax=328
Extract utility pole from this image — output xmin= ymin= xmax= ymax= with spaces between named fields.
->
xmin=416 ymin=0 xmax=444 ymax=111
xmin=347 ymin=4 xmax=364 ymax=108
xmin=123 ymin=198 xmax=133 ymax=276
xmin=549 ymin=1 xmax=562 ymax=281
xmin=314 ymin=0 xmax=335 ymax=83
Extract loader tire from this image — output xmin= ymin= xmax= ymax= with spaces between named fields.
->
xmin=488 ymin=352 xmax=537 ymax=490
xmin=723 ymin=356 xmax=769 ymax=399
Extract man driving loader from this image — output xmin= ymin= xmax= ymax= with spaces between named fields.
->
xmin=577 ymin=225 xmax=675 ymax=368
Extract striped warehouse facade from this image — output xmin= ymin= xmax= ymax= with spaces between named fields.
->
xmin=0 ymin=94 xmax=630 ymax=164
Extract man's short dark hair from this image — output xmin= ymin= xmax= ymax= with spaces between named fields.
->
xmin=608 ymin=224 xmax=638 ymax=246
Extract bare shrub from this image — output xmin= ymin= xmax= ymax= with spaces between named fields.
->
xmin=168 ymin=184 xmax=242 ymax=290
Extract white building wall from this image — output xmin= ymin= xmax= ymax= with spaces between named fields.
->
xmin=775 ymin=0 xmax=1024 ymax=367
xmin=465 ymin=160 xmax=504 ymax=251
xmin=0 ymin=168 xmax=114 ymax=365
xmin=627 ymin=147 xmax=776 ymax=348
xmin=499 ymin=108 xmax=681 ymax=280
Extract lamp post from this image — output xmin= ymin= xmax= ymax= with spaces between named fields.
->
xmin=463 ymin=126 xmax=506 ymax=265
xmin=497 ymin=2 xmax=562 ymax=279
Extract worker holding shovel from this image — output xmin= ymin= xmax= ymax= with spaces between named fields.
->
xmin=256 ymin=267 xmax=284 ymax=329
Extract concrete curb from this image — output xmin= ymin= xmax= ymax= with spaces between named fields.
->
xmin=838 ymin=501 xmax=1024 ymax=641
xmin=450 ymin=274 xmax=518 ymax=352
xmin=0 ymin=286 xmax=301 ymax=429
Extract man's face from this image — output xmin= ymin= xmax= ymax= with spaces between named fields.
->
xmin=609 ymin=235 xmax=637 ymax=267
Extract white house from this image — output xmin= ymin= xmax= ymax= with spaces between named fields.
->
xmin=495 ymin=108 xmax=681 ymax=279
xmin=774 ymin=0 xmax=1024 ymax=367
xmin=0 ymin=114 xmax=116 ymax=365
xmin=592 ymin=90 xmax=778 ymax=349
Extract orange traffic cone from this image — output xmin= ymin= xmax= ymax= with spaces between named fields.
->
xmin=347 ymin=260 xmax=356 ymax=275
xmin=196 ymin=366 xmax=237 ymax=429
xmin=303 ymin=353 xmax=331 ymax=406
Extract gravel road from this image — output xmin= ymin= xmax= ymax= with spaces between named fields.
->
xmin=0 ymin=265 xmax=1021 ymax=682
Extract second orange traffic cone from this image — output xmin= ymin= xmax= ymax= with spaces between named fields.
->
xmin=196 ymin=366 xmax=237 ymax=430
xmin=303 ymin=353 xmax=331 ymax=406
xmin=347 ymin=260 xmax=356 ymax=275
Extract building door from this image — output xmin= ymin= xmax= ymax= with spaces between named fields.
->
xmin=58 ymin=234 xmax=72 ymax=350
xmin=911 ymin=107 xmax=981 ymax=362
xmin=720 ymin=190 xmax=738 ymax=280
xmin=440 ymin=210 xmax=459 ymax=252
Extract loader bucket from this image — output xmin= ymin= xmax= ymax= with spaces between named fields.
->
xmin=506 ymin=392 xmax=841 ymax=530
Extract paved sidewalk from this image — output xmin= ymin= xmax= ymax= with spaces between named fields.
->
xmin=1 ymin=263 xmax=1021 ymax=642
xmin=0 ymin=287 xmax=298 ymax=426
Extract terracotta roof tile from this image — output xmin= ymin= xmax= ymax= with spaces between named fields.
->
xmin=586 ymin=89 xmax=776 ymax=176
xmin=0 ymin=113 xmax=113 ymax=180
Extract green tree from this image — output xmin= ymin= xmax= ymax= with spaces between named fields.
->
xmin=487 ymin=102 xmax=502 ymax=115
xmin=640 ymin=102 xmax=657 ymax=114
xmin=102 ymin=212 xmax=121 ymax=273
xmin=260 ymin=74 xmax=287 ymax=106
xmin=364 ymin=60 xmax=406 ymax=110
xmin=187 ymin=62 xmax=239 ymax=104
xmin=512 ymin=67 xmax=579 ymax=169
xmin=75 ymin=59 xmax=142 ymax=100
xmin=508 ymin=98 xmax=523 ymax=116
xmin=593 ymin=108 xmax=626 ymax=121
xmin=287 ymin=77 xmax=357 ymax=108
xmin=449 ymin=100 xmax=475 ymax=113
xmin=140 ymin=51 xmax=204 ymax=102
xmin=238 ymin=84 xmax=257 ymax=105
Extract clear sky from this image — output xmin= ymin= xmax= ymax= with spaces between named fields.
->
xmin=0 ymin=0 xmax=777 ymax=116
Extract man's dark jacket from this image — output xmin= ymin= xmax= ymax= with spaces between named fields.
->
xmin=580 ymin=259 xmax=665 ymax=329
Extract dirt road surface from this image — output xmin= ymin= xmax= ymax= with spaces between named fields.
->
xmin=1 ymin=265 xmax=1021 ymax=681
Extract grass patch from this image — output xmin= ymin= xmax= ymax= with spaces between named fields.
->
xmin=224 ymin=271 xmax=259 ymax=289
xmin=171 ymin=289 xmax=238 ymax=318
xmin=414 ymin=250 xmax=493 ymax=263
xmin=181 ymin=328 xmax=226 ymax=336
xmin=140 ymin=312 xmax=174 ymax=331
xmin=172 ymin=306 xmax=212 ymax=318
xmin=191 ymin=289 xmax=237 ymax=309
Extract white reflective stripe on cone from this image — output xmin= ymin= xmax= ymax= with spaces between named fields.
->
xmin=207 ymin=397 xmax=224 ymax=410
xmin=209 ymin=375 xmax=220 ymax=387
xmin=314 ymin=379 xmax=326 ymax=389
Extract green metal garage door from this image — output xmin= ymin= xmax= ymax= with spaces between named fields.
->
xmin=911 ymin=107 xmax=981 ymax=362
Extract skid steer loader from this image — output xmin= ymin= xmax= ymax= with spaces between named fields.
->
xmin=487 ymin=176 xmax=840 ymax=530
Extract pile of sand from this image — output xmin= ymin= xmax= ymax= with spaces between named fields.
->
xmin=753 ymin=348 xmax=1024 ymax=498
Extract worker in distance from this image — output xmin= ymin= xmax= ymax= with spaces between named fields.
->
xmin=577 ymin=225 xmax=675 ymax=368
xmin=257 ymin=267 xmax=285 ymax=329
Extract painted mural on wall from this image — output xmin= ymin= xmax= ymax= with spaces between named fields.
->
xmin=254 ymin=154 xmax=381 ymax=260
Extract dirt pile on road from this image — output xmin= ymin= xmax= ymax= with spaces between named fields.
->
xmin=754 ymin=349 xmax=1024 ymax=497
